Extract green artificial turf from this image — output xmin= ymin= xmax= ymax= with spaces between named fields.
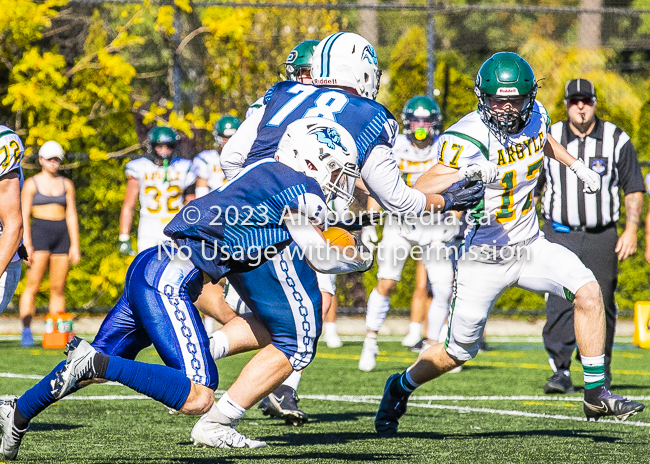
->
xmin=0 ymin=336 xmax=648 ymax=463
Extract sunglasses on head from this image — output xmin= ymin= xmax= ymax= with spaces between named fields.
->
xmin=568 ymin=96 xmax=595 ymax=106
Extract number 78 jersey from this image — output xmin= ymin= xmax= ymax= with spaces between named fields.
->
xmin=244 ymin=81 xmax=398 ymax=169
xmin=435 ymin=100 xmax=551 ymax=247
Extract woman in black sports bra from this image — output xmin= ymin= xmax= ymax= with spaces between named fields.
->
xmin=19 ymin=141 xmax=80 ymax=346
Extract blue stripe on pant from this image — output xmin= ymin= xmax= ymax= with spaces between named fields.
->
xmin=92 ymin=246 xmax=218 ymax=389
xmin=227 ymin=242 xmax=322 ymax=370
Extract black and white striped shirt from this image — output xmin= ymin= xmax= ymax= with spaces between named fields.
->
xmin=535 ymin=117 xmax=644 ymax=228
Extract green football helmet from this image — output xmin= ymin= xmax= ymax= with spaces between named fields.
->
xmin=284 ymin=40 xmax=319 ymax=81
xmin=146 ymin=126 xmax=180 ymax=158
xmin=401 ymin=95 xmax=443 ymax=145
xmin=213 ymin=115 xmax=241 ymax=147
xmin=474 ymin=52 xmax=537 ymax=137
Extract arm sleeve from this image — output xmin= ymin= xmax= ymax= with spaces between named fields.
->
xmin=437 ymin=134 xmax=484 ymax=168
xmin=220 ymin=108 xmax=264 ymax=180
xmin=360 ymin=145 xmax=427 ymax=215
xmin=245 ymin=97 xmax=265 ymax=120
xmin=183 ymin=161 xmax=197 ymax=189
xmin=284 ymin=215 xmax=372 ymax=274
xmin=125 ymin=159 xmax=141 ymax=180
xmin=616 ymin=138 xmax=645 ymax=195
xmin=192 ymin=155 xmax=209 ymax=180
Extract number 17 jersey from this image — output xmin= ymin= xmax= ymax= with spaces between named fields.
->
xmin=244 ymin=81 xmax=398 ymax=169
xmin=435 ymin=101 xmax=551 ymax=247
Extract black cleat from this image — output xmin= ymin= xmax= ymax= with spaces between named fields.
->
xmin=375 ymin=373 xmax=409 ymax=437
xmin=544 ymin=371 xmax=575 ymax=394
xmin=584 ymin=388 xmax=645 ymax=421
xmin=258 ymin=386 xmax=308 ymax=426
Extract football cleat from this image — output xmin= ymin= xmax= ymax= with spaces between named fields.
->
xmin=51 ymin=336 xmax=98 ymax=400
xmin=191 ymin=415 xmax=266 ymax=449
xmin=0 ymin=398 xmax=28 ymax=461
xmin=584 ymin=389 xmax=645 ymax=421
xmin=258 ymin=386 xmax=308 ymax=426
xmin=359 ymin=337 xmax=379 ymax=372
xmin=375 ymin=373 xmax=410 ymax=437
xmin=544 ymin=371 xmax=574 ymax=394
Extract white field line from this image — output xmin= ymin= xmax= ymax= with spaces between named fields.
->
xmin=0 ymin=372 xmax=121 ymax=385
xmin=1 ymin=390 xmax=649 ymax=427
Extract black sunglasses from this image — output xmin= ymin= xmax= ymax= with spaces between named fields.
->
xmin=568 ymin=97 xmax=595 ymax=106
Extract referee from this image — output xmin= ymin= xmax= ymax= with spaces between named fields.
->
xmin=534 ymin=78 xmax=645 ymax=393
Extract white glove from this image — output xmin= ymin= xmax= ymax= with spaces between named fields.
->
xmin=570 ymin=159 xmax=601 ymax=194
xmin=458 ymin=159 xmax=499 ymax=184
xmin=360 ymin=225 xmax=379 ymax=253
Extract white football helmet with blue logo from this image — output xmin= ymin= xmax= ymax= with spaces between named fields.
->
xmin=311 ymin=32 xmax=381 ymax=100
xmin=275 ymin=117 xmax=360 ymax=208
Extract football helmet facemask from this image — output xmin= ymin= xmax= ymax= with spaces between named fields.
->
xmin=474 ymin=52 xmax=537 ymax=138
xmin=213 ymin=115 xmax=241 ymax=147
xmin=402 ymin=95 xmax=442 ymax=146
xmin=284 ymin=40 xmax=320 ymax=82
xmin=146 ymin=126 xmax=180 ymax=159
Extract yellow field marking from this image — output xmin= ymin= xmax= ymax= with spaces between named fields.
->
xmin=480 ymin=351 xmax=526 ymax=358
xmin=521 ymin=401 xmax=576 ymax=408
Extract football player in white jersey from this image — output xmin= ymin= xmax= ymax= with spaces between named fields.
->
xmin=119 ymin=127 xmax=196 ymax=255
xmin=375 ymin=52 xmax=645 ymax=437
xmin=0 ymin=126 xmax=25 ymax=314
xmin=193 ymin=116 xmax=241 ymax=199
xmin=359 ymin=96 xmax=459 ymax=371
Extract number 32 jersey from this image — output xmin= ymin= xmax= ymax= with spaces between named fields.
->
xmin=435 ymin=101 xmax=551 ymax=247
xmin=125 ymin=156 xmax=196 ymax=226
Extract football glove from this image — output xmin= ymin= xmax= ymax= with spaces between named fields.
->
xmin=354 ymin=234 xmax=375 ymax=272
xmin=119 ymin=235 xmax=135 ymax=256
xmin=458 ymin=159 xmax=499 ymax=184
xmin=360 ymin=225 xmax=379 ymax=253
xmin=441 ymin=180 xmax=485 ymax=212
xmin=569 ymin=159 xmax=601 ymax=194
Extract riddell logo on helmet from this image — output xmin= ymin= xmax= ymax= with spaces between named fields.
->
xmin=313 ymin=78 xmax=339 ymax=85
xmin=496 ymin=87 xmax=520 ymax=96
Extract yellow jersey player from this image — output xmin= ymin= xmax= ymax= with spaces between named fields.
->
xmin=375 ymin=52 xmax=644 ymax=437
xmin=119 ymin=127 xmax=196 ymax=254
xmin=360 ymin=95 xmax=459 ymax=371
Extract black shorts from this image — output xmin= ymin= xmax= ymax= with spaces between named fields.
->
xmin=31 ymin=218 xmax=70 ymax=255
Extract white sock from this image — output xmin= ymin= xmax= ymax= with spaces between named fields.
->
xmin=282 ymin=371 xmax=302 ymax=390
xmin=211 ymin=392 xmax=246 ymax=425
xmin=324 ymin=322 xmax=338 ymax=336
xmin=209 ymin=330 xmax=230 ymax=362
xmin=407 ymin=322 xmax=422 ymax=337
xmin=366 ymin=289 xmax=390 ymax=332
xmin=204 ymin=316 xmax=214 ymax=335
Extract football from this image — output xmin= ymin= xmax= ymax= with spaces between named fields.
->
xmin=322 ymin=227 xmax=356 ymax=248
